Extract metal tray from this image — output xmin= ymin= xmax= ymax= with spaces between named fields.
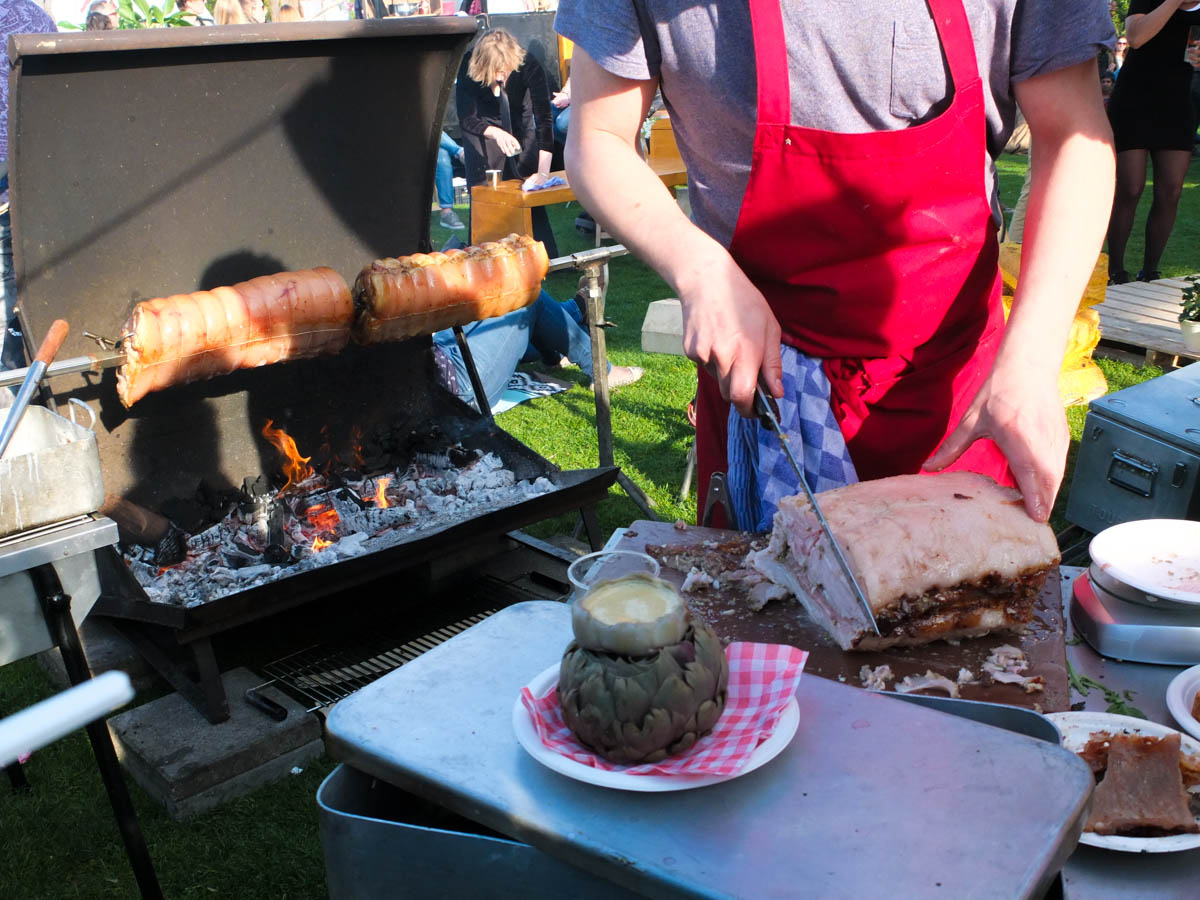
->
xmin=0 ymin=405 xmax=103 ymax=538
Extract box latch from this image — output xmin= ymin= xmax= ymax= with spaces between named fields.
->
xmin=1107 ymin=450 xmax=1157 ymax=498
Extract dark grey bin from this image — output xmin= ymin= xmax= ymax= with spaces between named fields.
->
xmin=1066 ymin=363 xmax=1200 ymax=534
xmin=317 ymin=764 xmax=634 ymax=899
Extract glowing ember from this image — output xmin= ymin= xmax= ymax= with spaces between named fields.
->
xmin=262 ymin=419 xmax=314 ymax=492
xmin=311 ymin=535 xmax=335 ymax=552
xmin=374 ymin=477 xmax=391 ymax=509
xmin=305 ymin=502 xmax=341 ymax=533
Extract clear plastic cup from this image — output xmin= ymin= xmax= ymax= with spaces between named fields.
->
xmin=567 ymin=550 xmax=661 ymax=600
xmin=1186 ymin=25 xmax=1200 ymax=65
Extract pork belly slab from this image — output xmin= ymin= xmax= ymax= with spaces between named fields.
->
xmin=1085 ymin=733 xmax=1200 ymax=837
xmin=750 ymin=472 xmax=1060 ymax=651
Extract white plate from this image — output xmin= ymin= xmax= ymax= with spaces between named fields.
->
xmin=1089 ymin=520 xmax=1200 ymax=607
xmin=512 ymin=663 xmax=800 ymax=791
xmin=1045 ymin=711 xmax=1200 ymax=853
xmin=1167 ymin=665 xmax=1200 ymax=744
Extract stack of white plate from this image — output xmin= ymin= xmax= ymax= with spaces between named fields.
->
xmin=1088 ymin=519 xmax=1200 ymax=612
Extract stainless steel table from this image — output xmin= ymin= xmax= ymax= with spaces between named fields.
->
xmin=1057 ymin=568 xmax=1200 ymax=898
xmin=325 ymin=601 xmax=1094 ymax=899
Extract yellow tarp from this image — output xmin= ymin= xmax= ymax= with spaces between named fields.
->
xmin=997 ymin=243 xmax=1108 ymax=407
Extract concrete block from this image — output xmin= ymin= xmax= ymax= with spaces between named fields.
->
xmin=641 ymin=298 xmax=685 ymax=357
xmin=36 ymin=615 xmax=161 ymax=694
xmin=109 ymin=666 xmax=322 ymax=820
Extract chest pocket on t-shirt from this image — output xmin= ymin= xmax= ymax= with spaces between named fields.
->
xmin=889 ymin=18 xmax=951 ymax=124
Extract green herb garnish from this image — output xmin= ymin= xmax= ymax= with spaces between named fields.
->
xmin=1066 ymin=661 xmax=1147 ymax=719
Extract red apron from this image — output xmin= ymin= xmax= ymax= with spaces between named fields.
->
xmin=695 ymin=0 xmax=1012 ymax=524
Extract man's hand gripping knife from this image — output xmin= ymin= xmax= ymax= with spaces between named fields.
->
xmin=563 ymin=48 xmax=784 ymax=415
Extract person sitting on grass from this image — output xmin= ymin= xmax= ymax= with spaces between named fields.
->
xmin=435 ymin=131 xmax=466 ymax=231
xmin=432 ymin=287 xmax=643 ymax=413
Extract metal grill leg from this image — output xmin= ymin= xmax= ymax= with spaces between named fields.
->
xmin=580 ymin=263 xmax=657 ymax=521
xmin=31 ymin=563 xmax=164 ymax=900
xmin=5 ymin=759 xmax=30 ymax=792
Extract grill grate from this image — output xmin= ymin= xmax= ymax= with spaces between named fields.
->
xmin=252 ymin=575 xmax=551 ymax=712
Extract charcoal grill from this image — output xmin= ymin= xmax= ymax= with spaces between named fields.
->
xmin=6 ymin=22 xmax=618 ymax=722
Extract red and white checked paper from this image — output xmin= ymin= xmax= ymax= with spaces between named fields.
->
xmin=520 ymin=642 xmax=808 ymax=777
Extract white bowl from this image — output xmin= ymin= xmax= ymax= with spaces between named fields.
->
xmin=1167 ymin=665 xmax=1200 ymax=743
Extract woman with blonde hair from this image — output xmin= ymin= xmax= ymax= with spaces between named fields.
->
xmin=456 ymin=28 xmax=558 ymax=254
xmin=213 ymin=0 xmax=247 ymax=23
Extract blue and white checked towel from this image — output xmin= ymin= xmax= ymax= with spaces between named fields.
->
xmin=726 ymin=345 xmax=858 ymax=532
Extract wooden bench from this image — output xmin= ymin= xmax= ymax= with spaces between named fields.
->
xmin=1096 ymin=275 xmax=1199 ymax=367
xmin=469 ymin=159 xmax=687 ymax=245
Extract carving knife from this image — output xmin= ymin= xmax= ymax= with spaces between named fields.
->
xmin=754 ymin=385 xmax=880 ymax=635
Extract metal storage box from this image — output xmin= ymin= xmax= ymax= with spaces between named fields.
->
xmin=0 ymin=517 xmax=117 ymax=666
xmin=317 ymin=764 xmax=628 ymax=900
xmin=1066 ymin=364 xmax=1200 ymax=534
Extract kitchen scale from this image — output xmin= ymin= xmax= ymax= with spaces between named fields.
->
xmin=1071 ymin=571 xmax=1200 ymax=665
xmin=1070 ymin=518 xmax=1200 ymax=665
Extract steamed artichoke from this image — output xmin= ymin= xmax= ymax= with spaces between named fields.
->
xmin=558 ymin=580 xmax=729 ymax=764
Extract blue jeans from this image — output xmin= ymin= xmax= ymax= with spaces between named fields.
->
xmin=436 ymin=132 xmax=462 ymax=209
xmin=553 ymin=106 xmax=570 ymax=143
xmin=433 ymin=290 xmax=599 ymax=410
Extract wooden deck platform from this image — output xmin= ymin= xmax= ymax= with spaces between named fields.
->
xmin=1096 ymin=275 xmax=1198 ymax=366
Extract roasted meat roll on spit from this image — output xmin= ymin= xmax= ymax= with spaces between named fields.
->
xmin=117 ymin=267 xmax=353 ymax=408
xmin=750 ymin=472 xmax=1061 ymax=651
xmin=352 ymin=233 xmax=549 ymax=344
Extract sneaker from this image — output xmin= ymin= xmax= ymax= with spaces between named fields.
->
xmin=575 ymin=212 xmax=597 ymax=235
xmin=439 ymin=208 xmax=465 ymax=231
xmin=606 ymin=365 xmax=644 ymax=389
xmin=1135 ymin=269 xmax=1162 ymax=283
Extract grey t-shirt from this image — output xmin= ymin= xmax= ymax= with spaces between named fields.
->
xmin=555 ymin=0 xmax=1114 ymax=247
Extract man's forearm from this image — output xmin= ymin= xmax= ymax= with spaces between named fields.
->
xmin=1003 ymin=67 xmax=1115 ymax=376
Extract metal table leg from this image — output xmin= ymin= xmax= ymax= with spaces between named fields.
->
xmin=30 ymin=563 xmax=164 ymax=900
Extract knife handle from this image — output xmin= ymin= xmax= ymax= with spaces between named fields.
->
xmin=33 ymin=320 xmax=69 ymax=366
xmin=753 ymin=384 xmax=782 ymax=432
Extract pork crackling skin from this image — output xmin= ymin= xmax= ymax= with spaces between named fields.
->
xmin=749 ymin=472 xmax=1060 ymax=651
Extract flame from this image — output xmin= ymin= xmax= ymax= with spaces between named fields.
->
xmin=349 ymin=425 xmax=364 ymax=469
xmin=374 ymin=477 xmax=391 ymax=509
xmin=304 ymin=501 xmax=340 ymax=553
xmin=262 ymin=419 xmax=314 ymax=492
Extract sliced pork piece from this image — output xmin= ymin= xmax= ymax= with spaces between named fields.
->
xmin=1084 ymin=733 xmax=1200 ymax=836
xmin=749 ymin=472 xmax=1059 ymax=651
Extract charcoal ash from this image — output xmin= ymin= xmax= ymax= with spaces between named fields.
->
xmin=124 ymin=452 xmax=555 ymax=608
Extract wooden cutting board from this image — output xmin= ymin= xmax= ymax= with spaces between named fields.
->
xmin=613 ymin=520 xmax=1070 ymax=713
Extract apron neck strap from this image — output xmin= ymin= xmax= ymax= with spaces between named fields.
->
xmin=745 ymin=0 xmax=981 ymax=126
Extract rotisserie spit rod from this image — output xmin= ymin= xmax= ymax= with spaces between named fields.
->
xmin=0 ymin=245 xmax=630 ymax=391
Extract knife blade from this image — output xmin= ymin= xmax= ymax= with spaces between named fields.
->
xmin=753 ymin=385 xmax=880 ymax=635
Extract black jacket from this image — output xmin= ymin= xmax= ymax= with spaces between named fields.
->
xmin=455 ymin=51 xmax=554 ymax=184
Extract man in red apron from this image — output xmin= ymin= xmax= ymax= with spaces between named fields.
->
xmin=558 ymin=0 xmax=1115 ymax=524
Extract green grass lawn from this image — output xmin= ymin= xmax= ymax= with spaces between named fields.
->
xmin=0 ymin=154 xmax=1191 ymax=898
